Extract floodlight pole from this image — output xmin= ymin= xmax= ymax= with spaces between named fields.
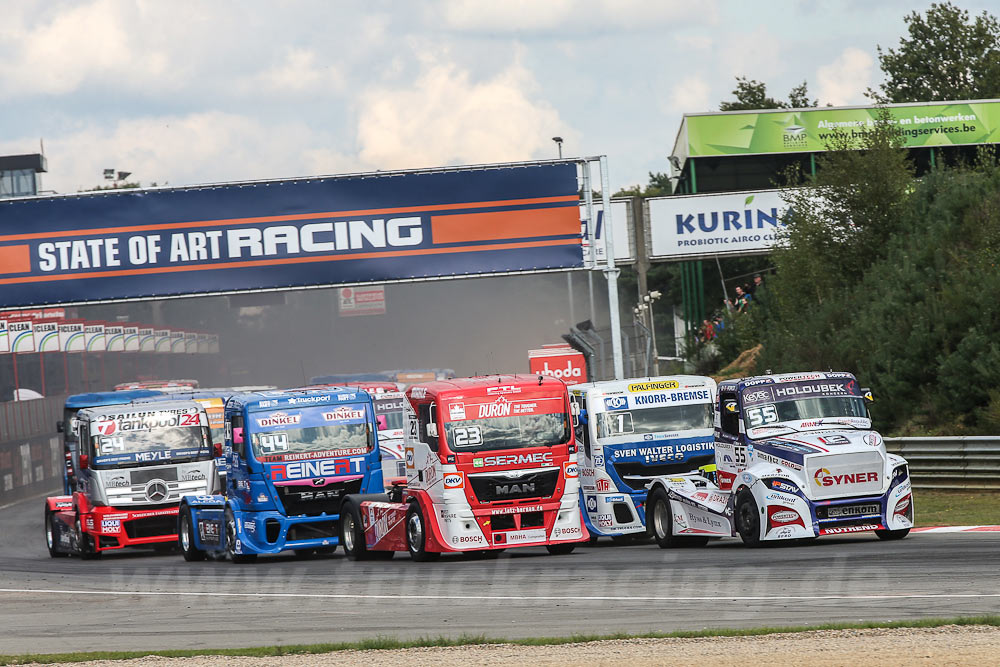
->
xmin=599 ymin=156 xmax=624 ymax=380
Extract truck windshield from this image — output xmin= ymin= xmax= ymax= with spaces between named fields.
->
xmin=597 ymin=403 xmax=713 ymax=439
xmin=743 ymin=396 xmax=868 ymax=430
xmin=444 ymin=413 xmax=570 ymax=452
xmin=373 ymin=397 xmax=407 ymax=433
xmin=251 ymin=404 xmax=373 ymax=460
xmin=90 ymin=409 xmax=209 ymax=467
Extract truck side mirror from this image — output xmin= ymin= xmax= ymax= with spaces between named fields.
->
xmin=426 ymin=423 xmax=438 ymax=438
xmin=70 ymin=418 xmax=80 ymax=436
xmin=232 ymin=427 xmax=244 ymax=445
xmin=56 ymin=420 xmax=64 ymax=433
xmin=213 ymin=442 xmax=223 ymax=458
xmin=862 ymin=388 xmax=874 ymax=403
xmin=79 ymin=454 xmax=89 ymax=470
xmin=724 ymin=400 xmax=738 ymax=413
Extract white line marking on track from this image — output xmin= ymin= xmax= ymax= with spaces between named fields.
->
xmin=1 ymin=588 xmax=999 ymax=603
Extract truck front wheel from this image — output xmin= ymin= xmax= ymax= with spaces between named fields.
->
xmin=341 ymin=502 xmax=370 ymax=561
xmin=736 ymin=489 xmax=762 ymax=548
xmin=648 ymin=487 xmax=679 ymax=549
xmin=45 ymin=510 xmax=67 ymax=558
xmin=179 ymin=509 xmax=206 ymax=562
xmin=406 ymin=503 xmax=439 ymax=562
xmin=875 ymin=527 xmax=910 ymax=541
xmin=225 ymin=507 xmax=256 ymax=564
xmin=76 ymin=515 xmax=100 ymax=560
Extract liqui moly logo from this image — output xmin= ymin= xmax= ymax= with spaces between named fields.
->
xmin=257 ymin=412 xmax=301 ymax=427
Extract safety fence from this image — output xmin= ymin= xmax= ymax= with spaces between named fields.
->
xmin=885 ymin=437 xmax=1000 ymax=490
xmin=0 ymin=397 xmax=66 ymax=505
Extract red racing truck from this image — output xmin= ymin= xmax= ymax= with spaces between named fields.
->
xmin=339 ymin=375 xmax=586 ymax=560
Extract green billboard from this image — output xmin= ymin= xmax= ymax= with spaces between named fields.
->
xmin=683 ymin=100 xmax=1000 ymax=157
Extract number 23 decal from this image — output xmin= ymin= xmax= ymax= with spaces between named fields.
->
xmin=452 ymin=426 xmax=483 ymax=446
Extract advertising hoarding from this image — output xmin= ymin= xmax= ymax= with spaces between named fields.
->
xmin=648 ymin=189 xmax=787 ymax=260
xmin=0 ymin=162 xmax=583 ymax=308
xmin=677 ymin=100 xmax=1000 ymax=159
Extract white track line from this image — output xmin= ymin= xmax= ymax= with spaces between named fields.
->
xmin=0 ymin=588 xmax=999 ymax=602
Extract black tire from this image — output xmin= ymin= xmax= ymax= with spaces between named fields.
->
xmin=405 ymin=503 xmax=439 ymax=562
xmin=647 ymin=487 xmax=679 ymax=549
xmin=341 ymin=502 xmax=371 ymax=561
xmin=546 ymin=543 xmax=575 ymax=555
xmin=45 ymin=510 xmax=67 ymax=558
xmin=735 ymin=489 xmax=762 ymax=548
xmin=179 ymin=510 xmax=206 ymax=562
xmin=76 ymin=515 xmax=100 ymax=560
xmin=587 ymin=530 xmax=600 ymax=545
xmin=225 ymin=507 xmax=257 ymax=564
xmin=875 ymin=528 xmax=910 ymax=541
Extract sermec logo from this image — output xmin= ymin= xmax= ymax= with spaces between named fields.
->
xmin=529 ymin=351 xmax=586 ymax=382
xmin=474 ymin=452 xmax=553 ymax=468
xmin=443 ymin=472 xmax=464 ymax=489
xmin=813 ymin=468 xmax=879 ymax=487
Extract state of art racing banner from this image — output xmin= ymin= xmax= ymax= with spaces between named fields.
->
xmin=0 ymin=162 xmax=583 ymax=308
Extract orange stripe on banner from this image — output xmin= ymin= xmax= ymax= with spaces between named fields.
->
xmin=0 ymin=245 xmax=30 ymax=274
xmin=0 ymin=238 xmax=581 ymax=286
xmin=0 ymin=195 xmax=579 ymax=243
xmin=431 ymin=207 xmax=580 ymax=244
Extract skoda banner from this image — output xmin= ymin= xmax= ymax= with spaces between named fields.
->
xmin=648 ymin=189 xmax=787 ymax=260
xmin=0 ymin=161 xmax=583 ymax=308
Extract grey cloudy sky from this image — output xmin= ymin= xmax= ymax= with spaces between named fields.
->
xmin=1 ymin=0 xmax=994 ymax=195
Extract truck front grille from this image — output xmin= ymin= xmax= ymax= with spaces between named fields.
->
xmin=469 ymin=469 xmax=559 ymax=502
xmin=276 ymin=478 xmax=362 ymax=517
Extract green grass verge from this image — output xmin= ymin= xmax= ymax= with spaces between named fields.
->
xmin=915 ymin=489 xmax=1000 ymax=527
xmin=3 ymin=615 xmax=1000 ymax=664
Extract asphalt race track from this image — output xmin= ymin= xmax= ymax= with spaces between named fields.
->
xmin=2 ymin=492 xmax=998 ymax=655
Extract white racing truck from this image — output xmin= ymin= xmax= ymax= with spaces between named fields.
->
xmin=644 ymin=372 xmax=913 ymax=547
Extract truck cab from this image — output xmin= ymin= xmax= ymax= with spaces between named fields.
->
xmin=177 ymin=388 xmax=383 ymax=562
xmin=644 ymin=372 xmax=913 ymax=547
xmin=58 ymin=389 xmax=166 ymax=494
xmin=339 ymin=375 xmax=587 ymax=561
xmin=569 ymin=376 xmax=716 ymax=541
xmin=45 ymin=400 xmax=218 ymax=558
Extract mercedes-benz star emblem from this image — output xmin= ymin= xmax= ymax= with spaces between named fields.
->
xmin=144 ymin=480 xmax=169 ymax=503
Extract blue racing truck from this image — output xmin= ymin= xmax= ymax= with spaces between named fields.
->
xmin=176 ymin=388 xmax=384 ymax=562
xmin=569 ymin=376 xmax=716 ymax=542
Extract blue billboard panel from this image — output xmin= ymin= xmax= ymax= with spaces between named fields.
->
xmin=0 ymin=162 xmax=582 ymax=308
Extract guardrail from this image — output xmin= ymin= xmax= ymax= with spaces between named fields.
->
xmin=885 ymin=437 xmax=1000 ymax=490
